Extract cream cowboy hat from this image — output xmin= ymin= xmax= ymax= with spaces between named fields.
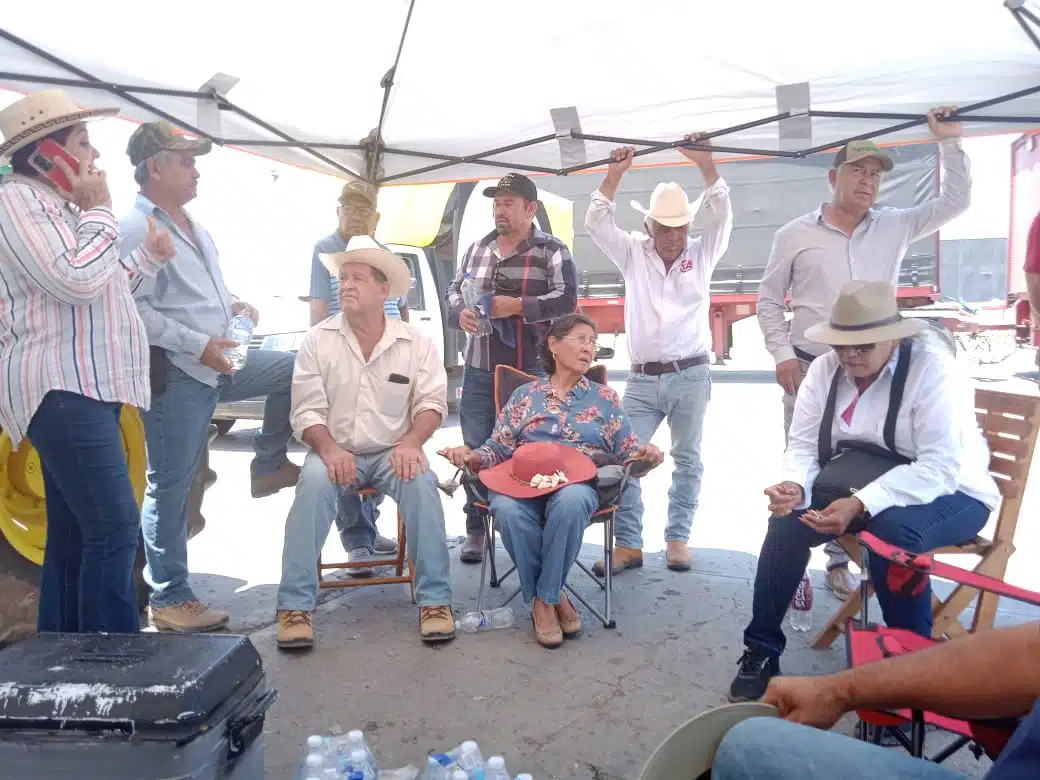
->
xmin=320 ymin=235 xmax=411 ymax=298
xmin=805 ymin=280 xmax=926 ymax=346
xmin=631 ymin=182 xmax=705 ymax=228
xmin=0 ymin=90 xmax=119 ymax=162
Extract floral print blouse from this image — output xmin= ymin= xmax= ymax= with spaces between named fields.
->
xmin=475 ymin=377 xmax=641 ymax=468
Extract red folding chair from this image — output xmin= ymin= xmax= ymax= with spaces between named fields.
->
xmin=844 ymin=530 xmax=1040 ymax=764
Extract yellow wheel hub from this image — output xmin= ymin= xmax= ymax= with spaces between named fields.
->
xmin=0 ymin=406 xmax=147 ymax=566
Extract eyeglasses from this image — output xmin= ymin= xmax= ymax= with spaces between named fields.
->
xmin=338 ymin=203 xmax=375 ymax=217
xmin=833 ymin=343 xmax=878 ymax=355
xmin=560 ymin=335 xmax=597 ymax=347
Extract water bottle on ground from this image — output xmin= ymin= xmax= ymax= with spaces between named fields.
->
xmin=345 ymin=729 xmax=378 ymax=775
xmin=789 ymin=572 xmax=814 ymax=632
xmin=485 ymin=756 xmax=510 ymax=780
xmin=455 ymin=740 xmax=485 ymax=778
xmin=460 ymin=273 xmax=492 ymax=336
xmin=303 ymin=753 xmax=324 ymax=780
xmin=226 ymin=313 xmax=254 ymax=370
xmin=456 ymin=606 xmax=515 ymax=633
xmin=347 ymin=748 xmax=376 ymax=779
xmin=421 ymin=755 xmax=446 ymax=780
xmin=452 ymin=772 xmax=469 ymax=780
xmin=515 ymin=775 xmax=534 ymax=780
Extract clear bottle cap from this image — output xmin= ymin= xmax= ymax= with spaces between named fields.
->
xmin=307 ymin=735 xmax=323 ymax=750
xmin=348 ymin=729 xmax=363 ymax=741
xmin=462 ymin=740 xmax=478 ymax=751
xmin=452 ymin=772 xmax=468 ymax=780
xmin=305 ymin=754 xmax=323 ymax=768
xmin=488 ymin=756 xmax=505 ymax=768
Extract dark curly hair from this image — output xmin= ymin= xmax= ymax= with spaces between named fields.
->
xmin=539 ymin=312 xmax=598 ymax=374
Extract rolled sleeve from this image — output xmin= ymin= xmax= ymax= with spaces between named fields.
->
xmin=289 ymin=331 xmax=330 ymax=443
xmin=585 ymin=190 xmax=636 ymax=275
xmin=410 ymin=335 xmax=448 ymax=421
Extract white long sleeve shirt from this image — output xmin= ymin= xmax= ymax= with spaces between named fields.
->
xmin=758 ymin=139 xmax=971 ymax=365
xmin=784 ymin=331 xmax=999 ymax=517
xmin=584 ymin=179 xmax=733 ymax=364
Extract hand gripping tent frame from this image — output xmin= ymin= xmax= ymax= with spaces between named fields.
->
xmin=2 ymin=1 xmax=1040 ymax=186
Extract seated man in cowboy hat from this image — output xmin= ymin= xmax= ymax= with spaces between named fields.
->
xmin=584 ymin=136 xmax=733 ymax=575
xmin=728 ymin=280 xmax=999 ymax=703
xmin=275 ymin=236 xmax=454 ymax=649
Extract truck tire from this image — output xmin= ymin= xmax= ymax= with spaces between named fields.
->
xmin=0 ymin=416 xmax=218 ymax=644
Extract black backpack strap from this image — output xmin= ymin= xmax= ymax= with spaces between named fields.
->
xmin=818 ymin=364 xmax=841 ymax=466
xmin=883 ymin=338 xmax=913 ymax=454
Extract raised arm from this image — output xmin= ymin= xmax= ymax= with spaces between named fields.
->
xmin=681 ymin=133 xmax=732 ymax=272
xmin=584 ymin=146 xmax=639 ymax=275
xmin=900 ymin=107 xmax=971 ymax=242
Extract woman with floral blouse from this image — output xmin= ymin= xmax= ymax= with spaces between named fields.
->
xmin=441 ymin=313 xmax=663 ymax=647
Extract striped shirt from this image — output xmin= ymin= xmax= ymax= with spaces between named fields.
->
xmin=446 ymin=227 xmax=577 ymax=371
xmin=0 ymin=175 xmax=162 ymax=446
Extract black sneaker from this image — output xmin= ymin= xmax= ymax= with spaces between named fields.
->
xmin=728 ymin=648 xmax=780 ymax=702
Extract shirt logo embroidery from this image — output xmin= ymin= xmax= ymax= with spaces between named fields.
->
xmin=679 ymin=258 xmax=693 ymax=273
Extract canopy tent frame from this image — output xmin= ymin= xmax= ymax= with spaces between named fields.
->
xmin=3 ymin=0 xmax=1040 ymax=185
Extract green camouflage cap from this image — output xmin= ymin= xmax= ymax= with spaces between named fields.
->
xmin=338 ymin=179 xmax=378 ymax=206
xmin=126 ymin=120 xmax=213 ymax=166
xmin=832 ymin=140 xmax=894 ymax=172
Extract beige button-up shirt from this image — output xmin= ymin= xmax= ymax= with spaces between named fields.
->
xmin=290 ymin=315 xmax=448 ymax=454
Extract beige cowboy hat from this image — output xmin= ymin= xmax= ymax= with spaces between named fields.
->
xmin=631 ymin=182 xmax=704 ymax=228
xmin=0 ymin=90 xmax=119 ymax=162
xmin=805 ymin=280 xmax=926 ymax=346
xmin=320 ymin=235 xmax=411 ymax=298
xmin=639 ymin=702 xmax=779 ymax=780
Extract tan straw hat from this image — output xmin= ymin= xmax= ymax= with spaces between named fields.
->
xmin=804 ymin=280 xmax=926 ymax=346
xmin=320 ymin=235 xmax=412 ymax=298
xmin=631 ymin=182 xmax=704 ymax=227
xmin=0 ymin=90 xmax=119 ymax=162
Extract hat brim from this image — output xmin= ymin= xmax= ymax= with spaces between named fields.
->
xmin=482 ymin=185 xmax=539 ymax=201
xmin=0 ymin=106 xmax=120 ymax=161
xmin=479 ymin=446 xmax=598 ymax=499
xmin=164 ymin=136 xmax=213 ymax=158
xmin=320 ymin=247 xmax=412 ymax=298
xmin=639 ymin=703 xmax=779 ymax=780
xmin=630 ymin=192 xmax=705 ymax=228
xmin=804 ymin=316 xmax=926 ymax=346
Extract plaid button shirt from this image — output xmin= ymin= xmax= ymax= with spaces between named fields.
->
xmin=446 ymin=227 xmax=577 ymax=371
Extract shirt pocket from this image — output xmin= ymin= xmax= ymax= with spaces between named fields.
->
xmin=381 ymin=378 xmax=412 ymax=420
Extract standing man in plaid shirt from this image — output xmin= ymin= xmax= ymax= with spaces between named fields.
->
xmin=446 ymin=173 xmax=578 ymax=563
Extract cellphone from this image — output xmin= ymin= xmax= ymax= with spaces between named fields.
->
xmin=28 ymin=138 xmax=81 ymax=193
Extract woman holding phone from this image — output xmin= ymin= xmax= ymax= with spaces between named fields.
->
xmin=0 ymin=90 xmax=175 ymax=634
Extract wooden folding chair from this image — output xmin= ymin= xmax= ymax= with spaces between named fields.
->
xmin=471 ymin=363 xmax=634 ymax=629
xmin=813 ymin=388 xmax=1040 ymax=649
xmin=317 ymin=487 xmax=415 ymax=603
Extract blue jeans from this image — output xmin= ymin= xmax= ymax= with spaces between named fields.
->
xmin=614 ymin=364 xmax=711 ymax=549
xmin=277 ymin=450 xmax=453 ymax=610
xmin=489 ymin=483 xmax=598 ymax=605
xmin=459 ymin=363 xmax=540 ymax=535
xmin=26 ymin=391 xmax=140 ymax=633
xmin=336 ymin=492 xmax=383 ymax=551
xmin=743 ymin=491 xmax=990 ymax=657
xmin=140 ymin=349 xmax=295 ymax=607
xmin=714 ymin=717 xmax=966 ymax=780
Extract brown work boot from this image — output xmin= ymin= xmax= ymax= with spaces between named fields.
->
xmin=666 ymin=540 xmax=693 ymax=571
xmin=459 ymin=533 xmax=485 ymax=564
xmin=592 ymin=546 xmax=643 ymax=577
xmin=419 ymin=605 xmax=456 ymax=643
xmin=251 ymin=460 xmax=301 ymax=498
xmin=150 ymin=599 xmax=229 ymax=633
xmin=277 ymin=610 xmax=314 ymax=650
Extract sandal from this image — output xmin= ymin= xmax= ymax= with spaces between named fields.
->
xmin=531 ymin=601 xmax=563 ymax=649
xmin=555 ymin=593 xmax=582 ymax=638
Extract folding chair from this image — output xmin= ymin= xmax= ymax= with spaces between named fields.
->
xmin=844 ymin=530 xmax=1040 ymax=764
xmin=813 ymin=388 xmax=1040 ymax=649
xmin=468 ymin=363 xmax=645 ymax=629
xmin=317 ymin=487 xmax=415 ymax=603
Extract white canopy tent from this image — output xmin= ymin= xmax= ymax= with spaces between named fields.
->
xmin=2 ymin=0 xmax=1040 ymax=185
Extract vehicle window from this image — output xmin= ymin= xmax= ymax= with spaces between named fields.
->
xmin=395 ymin=252 xmax=424 ymax=310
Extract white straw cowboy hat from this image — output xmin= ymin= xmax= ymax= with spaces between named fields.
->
xmin=0 ymin=90 xmax=119 ymax=162
xmin=631 ymin=182 xmax=705 ymax=228
xmin=805 ymin=280 xmax=926 ymax=346
xmin=320 ymin=235 xmax=412 ymax=299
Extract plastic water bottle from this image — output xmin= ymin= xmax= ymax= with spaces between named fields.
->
xmin=304 ymin=753 xmax=324 ymax=780
xmin=346 ymin=729 xmax=378 ymax=775
xmin=515 ymin=775 xmax=534 ymax=780
xmin=347 ymin=748 xmax=375 ymax=779
xmin=460 ymin=273 xmax=492 ymax=336
xmin=226 ymin=313 xmax=254 ymax=370
xmin=421 ymin=756 xmax=446 ymax=780
xmin=456 ymin=740 xmax=485 ymax=777
xmin=485 ymin=756 xmax=510 ymax=780
xmin=452 ymin=772 xmax=469 ymax=780
xmin=789 ymin=573 xmax=814 ymax=632
xmin=456 ymin=607 xmax=515 ymax=633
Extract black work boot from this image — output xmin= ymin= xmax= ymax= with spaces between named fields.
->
xmin=728 ymin=648 xmax=781 ymax=702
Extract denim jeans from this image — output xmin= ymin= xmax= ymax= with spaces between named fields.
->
xmin=140 ymin=349 xmax=295 ymax=607
xmin=277 ymin=450 xmax=453 ymax=610
xmin=614 ymin=363 xmax=711 ymax=549
xmin=459 ymin=363 xmax=541 ymax=535
xmin=714 ymin=717 xmax=966 ymax=780
xmin=27 ymin=391 xmax=141 ymax=633
xmin=743 ymin=491 xmax=990 ymax=658
xmin=336 ymin=492 xmax=383 ymax=551
xmin=489 ymin=483 xmax=598 ymax=605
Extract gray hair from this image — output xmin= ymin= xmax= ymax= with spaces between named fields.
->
xmin=133 ymin=150 xmax=175 ymax=186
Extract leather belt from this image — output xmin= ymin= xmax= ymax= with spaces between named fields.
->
xmin=631 ymin=353 xmax=709 ymax=376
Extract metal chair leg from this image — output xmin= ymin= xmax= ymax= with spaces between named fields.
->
xmin=604 ymin=510 xmax=615 ymax=628
xmin=484 ymin=511 xmax=500 ymax=588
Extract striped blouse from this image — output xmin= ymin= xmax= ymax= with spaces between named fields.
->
xmin=0 ymin=174 xmax=163 ymax=447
